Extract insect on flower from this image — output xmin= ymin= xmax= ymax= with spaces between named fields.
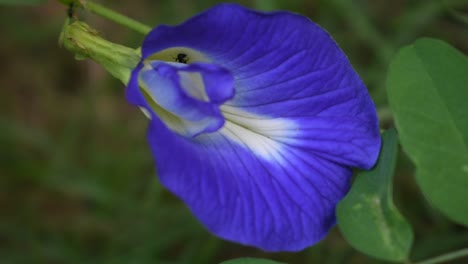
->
xmin=174 ymin=53 xmax=189 ymax=63
xmin=126 ymin=4 xmax=381 ymax=252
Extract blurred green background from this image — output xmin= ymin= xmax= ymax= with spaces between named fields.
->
xmin=1 ymin=0 xmax=467 ymax=263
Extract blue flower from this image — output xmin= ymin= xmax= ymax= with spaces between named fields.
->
xmin=126 ymin=3 xmax=381 ymax=252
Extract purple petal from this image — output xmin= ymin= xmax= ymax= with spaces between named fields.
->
xmin=139 ymin=61 xmax=234 ymax=137
xmin=146 ymin=117 xmax=351 ymax=251
xmin=126 ymin=3 xmax=381 ymax=251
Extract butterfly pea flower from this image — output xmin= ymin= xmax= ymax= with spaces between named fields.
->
xmin=126 ymin=3 xmax=381 ymax=252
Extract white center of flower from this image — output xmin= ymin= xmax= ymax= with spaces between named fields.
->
xmin=220 ymin=105 xmax=297 ymax=162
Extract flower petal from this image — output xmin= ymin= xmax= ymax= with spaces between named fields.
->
xmin=146 ymin=117 xmax=352 ymax=251
xmin=139 ymin=61 xmax=234 ymax=137
xmin=126 ymin=3 xmax=381 ymax=251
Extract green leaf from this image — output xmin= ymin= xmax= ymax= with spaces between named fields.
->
xmin=337 ymin=129 xmax=414 ymax=262
xmin=387 ymin=38 xmax=468 ymax=225
xmin=0 ymin=0 xmax=46 ymax=5
xmin=220 ymin=258 xmax=283 ymax=264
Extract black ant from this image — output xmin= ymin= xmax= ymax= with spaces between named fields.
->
xmin=174 ymin=53 xmax=189 ymax=64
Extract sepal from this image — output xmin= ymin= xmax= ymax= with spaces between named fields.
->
xmin=60 ymin=21 xmax=140 ymax=84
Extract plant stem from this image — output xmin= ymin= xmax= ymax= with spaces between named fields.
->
xmin=414 ymin=248 xmax=468 ymax=264
xmin=82 ymin=1 xmax=152 ymax=35
xmin=60 ymin=21 xmax=140 ymax=84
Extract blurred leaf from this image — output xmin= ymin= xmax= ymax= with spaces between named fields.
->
xmin=0 ymin=0 xmax=45 ymax=5
xmin=254 ymin=0 xmax=279 ymax=11
xmin=443 ymin=0 xmax=468 ymax=25
xmin=337 ymin=128 xmax=414 ymax=262
xmin=220 ymin=258 xmax=283 ymax=264
xmin=387 ymin=38 xmax=468 ymax=226
xmin=447 ymin=9 xmax=468 ymax=25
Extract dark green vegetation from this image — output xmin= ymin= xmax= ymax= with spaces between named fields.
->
xmin=1 ymin=1 xmax=467 ymax=263
xmin=337 ymin=129 xmax=414 ymax=262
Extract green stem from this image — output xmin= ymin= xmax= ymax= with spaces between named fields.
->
xmin=414 ymin=248 xmax=468 ymax=264
xmin=82 ymin=1 xmax=152 ymax=35
xmin=57 ymin=0 xmax=152 ymax=35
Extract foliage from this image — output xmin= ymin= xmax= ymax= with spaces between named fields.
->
xmin=387 ymin=38 xmax=468 ymax=226
xmin=337 ymin=129 xmax=413 ymax=262
xmin=1 ymin=0 xmax=467 ymax=263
